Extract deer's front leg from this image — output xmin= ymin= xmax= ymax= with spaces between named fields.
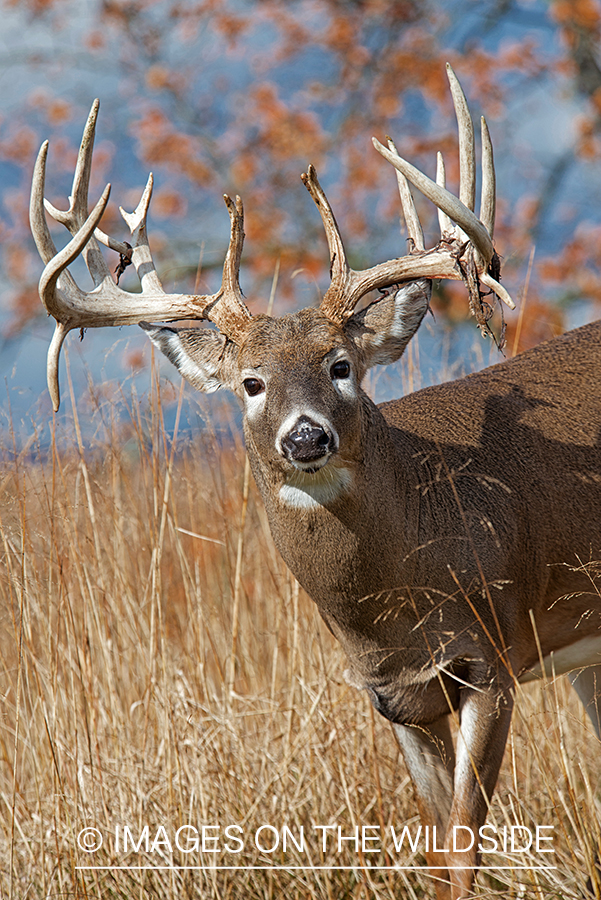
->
xmin=446 ymin=684 xmax=514 ymax=899
xmin=392 ymin=715 xmax=455 ymax=900
xmin=393 ymin=684 xmax=514 ymax=900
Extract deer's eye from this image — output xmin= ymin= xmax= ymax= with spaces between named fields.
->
xmin=243 ymin=377 xmax=265 ymax=397
xmin=331 ymin=360 xmax=351 ymax=379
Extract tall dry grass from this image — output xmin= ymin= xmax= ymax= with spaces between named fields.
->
xmin=1 ymin=353 xmax=600 ymax=899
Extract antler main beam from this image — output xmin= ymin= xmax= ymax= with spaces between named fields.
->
xmin=30 ymin=100 xmax=251 ymax=410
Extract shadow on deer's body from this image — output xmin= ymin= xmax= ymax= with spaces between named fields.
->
xmin=30 ymin=65 xmax=601 ymax=899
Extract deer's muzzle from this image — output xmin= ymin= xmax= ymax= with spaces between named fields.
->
xmin=280 ymin=416 xmax=335 ymax=467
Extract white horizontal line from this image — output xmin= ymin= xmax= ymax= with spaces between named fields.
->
xmin=75 ymin=865 xmax=557 ymax=871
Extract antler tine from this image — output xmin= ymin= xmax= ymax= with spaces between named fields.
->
xmin=116 ymin=173 xmax=164 ymax=294
xmin=387 ymin=138 xmax=425 ymax=252
xmin=45 ymin=99 xmax=98 ymax=231
xmin=479 ymin=116 xmax=495 ymax=239
xmin=221 ymin=195 xmax=246 ymax=299
xmin=35 ymin=182 xmax=110 ymax=410
xmin=201 ymin=194 xmax=252 ymax=336
xmin=476 ymin=120 xmax=512 ymax=310
xmin=436 ymin=152 xmax=453 ymax=237
xmin=30 ymin=141 xmax=58 ymax=265
xmin=47 ymin=322 xmax=69 ymax=413
xmin=446 ymin=63 xmax=476 ymax=214
xmin=44 ymin=100 xmax=115 ymax=288
xmin=301 ymin=164 xmax=353 ymax=321
xmin=30 ymin=139 xmax=85 ymax=299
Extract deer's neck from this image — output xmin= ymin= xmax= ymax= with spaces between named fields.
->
xmin=245 ymin=397 xmax=415 ymax=615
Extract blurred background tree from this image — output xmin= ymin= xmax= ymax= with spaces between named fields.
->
xmin=1 ymin=0 xmax=601 ymax=417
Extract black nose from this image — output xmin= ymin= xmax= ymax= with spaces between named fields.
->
xmin=281 ymin=416 xmax=332 ymax=463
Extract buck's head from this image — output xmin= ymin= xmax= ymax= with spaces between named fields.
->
xmin=30 ymin=66 xmax=512 ymax=443
xmin=141 ymin=279 xmax=430 ymax=507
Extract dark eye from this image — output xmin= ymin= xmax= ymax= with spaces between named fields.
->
xmin=243 ymin=377 xmax=265 ymax=397
xmin=331 ymin=360 xmax=351 ymax=379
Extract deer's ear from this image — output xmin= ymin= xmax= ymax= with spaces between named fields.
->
xmin=346 ymin=279 xmax=431 ymax=368
xmin=140 ymin=323 xmax=238 ymax=393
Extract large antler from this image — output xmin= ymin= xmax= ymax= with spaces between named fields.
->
xmin=30 ymin=99 xmax=251 ymax=410
xmin=303 ymin=63 xmax=514 ymax=326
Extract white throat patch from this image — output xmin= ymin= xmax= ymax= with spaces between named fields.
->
xmin=279 ymin=465 xmax=353 ymax=509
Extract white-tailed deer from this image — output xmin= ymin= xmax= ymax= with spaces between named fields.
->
xmin=30 ymin=66 xmax=601 ymax=899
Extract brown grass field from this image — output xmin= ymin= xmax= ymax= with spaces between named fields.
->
xmin=1 ymin=343 xmax=600 ymax=899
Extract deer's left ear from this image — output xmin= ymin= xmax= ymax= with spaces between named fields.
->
xmin=345 ymin=279 xmax=431 ymax=368
xmin=140 ymin=322 xmax=239 ymax=393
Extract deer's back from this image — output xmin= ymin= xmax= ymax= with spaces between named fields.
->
xmin=380 ymin=319 xmax=601 ymax=457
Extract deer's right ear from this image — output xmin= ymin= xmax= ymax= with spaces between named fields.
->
xmin=140 ymin=323 xmax=237 ymax=393
xmin=347 ymin=279 xmax=431 ymax=369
